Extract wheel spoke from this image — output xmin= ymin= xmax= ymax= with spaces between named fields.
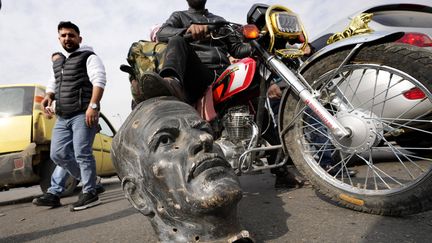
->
xmin=339 ymin=153 xmax=355 ymax=185
xmin=369 ymin=68 xmax=380 ymax=118
xmin=379 ymin=118 xmax=432 ymax=137
xmin=380 ymin=73 xmax=394 ymax=118
xmin=374 ymin=131 xmax=417 ymax=179
xmin=301 ymin=113 xmax=333 ymax=141
xmin=355 ymin=153 xmax=403 ymax=189
xmin=375 ymin=108 xmax=432 ymax=135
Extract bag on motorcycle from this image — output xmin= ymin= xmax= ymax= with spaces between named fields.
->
xmin=126 ymin=40 xmax=167 ymax=103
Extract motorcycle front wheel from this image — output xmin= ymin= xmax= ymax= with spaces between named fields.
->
xmin=280 ymin=43 xmax=432 ymax=216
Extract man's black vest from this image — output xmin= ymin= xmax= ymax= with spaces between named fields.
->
xmin=52 ymin=51 xmax=94 ymax=118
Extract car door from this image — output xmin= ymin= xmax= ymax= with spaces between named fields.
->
xmin=97 ymin=114 xmax=116 ymax=176
xmin=92 ymin=129 xmax=104 ymax=174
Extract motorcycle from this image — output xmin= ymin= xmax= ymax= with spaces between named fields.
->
xmin=184 ymin=3 xmax=432 ymax=216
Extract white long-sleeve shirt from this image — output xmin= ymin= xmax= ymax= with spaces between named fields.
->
xmin=46 ymin=45 xmax=106 ymax=94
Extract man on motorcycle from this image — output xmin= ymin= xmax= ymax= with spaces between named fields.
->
xmin=135 ymin=0 xmax=306 ymax=189
xmin=138 ymin=0 xmax=251 ymax=104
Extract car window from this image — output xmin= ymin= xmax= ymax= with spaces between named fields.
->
xmin=98 ymin=116 xmax=115 ymax=137
xmin=0 ymin=86 xmax=34 ymax=117
xmin=372 ymin=11 xmax=432 ymax=28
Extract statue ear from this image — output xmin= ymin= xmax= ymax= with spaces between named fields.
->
xmin=122 ymin=176 xmax=154 ymax=216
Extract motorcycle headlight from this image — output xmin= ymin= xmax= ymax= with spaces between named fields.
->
xmin=270 ymin=12 xmax=302 ymax=38
xmin=265 ymin=5 xmax=309 ymax=58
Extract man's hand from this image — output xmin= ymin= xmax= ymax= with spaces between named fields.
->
xmin=87 ymin=86 xmax=104 ymax=127
xmin=41 ymin=94 xmax=54 ymax=118
xmin=268 ymin=83 xmax=282 ymax=99
xmin=86 ymin=107 xmax=99 ymax=127
xmin=186 ymin=24 xmax=208 ymax=40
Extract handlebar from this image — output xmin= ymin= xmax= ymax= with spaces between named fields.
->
xmin=183 ymin=21 xmax=237 ymax=41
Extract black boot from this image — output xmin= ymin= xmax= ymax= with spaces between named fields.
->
xmin=139 ymin=71 xmax=186 ymax=102
xmin=273 ymin=165 xmax=305 ymax=189
xmin=32 ymin=193 xmax=61 ymax=207
xmin=120 ymin=64 xmax=134 ymax=76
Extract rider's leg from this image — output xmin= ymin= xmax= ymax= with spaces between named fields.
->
xmin=159 ymin=35 xmax=215 ymax=103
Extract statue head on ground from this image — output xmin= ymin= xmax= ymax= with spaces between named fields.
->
xmin=112 ymin=97 xmax=252 ymax=242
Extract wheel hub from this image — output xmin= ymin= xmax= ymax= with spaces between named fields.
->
xmin=332 ymin=109 xmax=383 ymax=153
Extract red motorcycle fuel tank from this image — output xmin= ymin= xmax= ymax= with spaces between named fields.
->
xmin=212 ymin=57 xmax=256 ymax=104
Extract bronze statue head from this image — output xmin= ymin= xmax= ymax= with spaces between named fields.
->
xmin=112 ymin=97 xmax=252 ymax=242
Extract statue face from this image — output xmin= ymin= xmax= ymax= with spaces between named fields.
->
xmin=112 ymin=99 xmax=248 ymax=242
xmin=136 ymin=101 xmax=242 ymax=217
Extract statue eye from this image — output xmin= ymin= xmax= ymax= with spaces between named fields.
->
xmin=154 ymin=133 xmax=176 ymax=151
xmin=150 ymin=127 xmax=179 ymax=152
xmin=159 ymin=134 xmax=174 ymax=145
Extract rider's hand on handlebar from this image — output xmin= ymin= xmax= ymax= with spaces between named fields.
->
xmin=186 ymin=24 xmax=209 ymax=40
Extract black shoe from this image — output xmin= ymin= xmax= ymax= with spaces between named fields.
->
xmin=96 ymin=185 xmax=105 ymax=194
xmin=95 ymin=176 xmax=105 ymax=194
xmin=32 ymin=193 xmax=61 ymax=207
xmin=70 ymin=192 xmax=101 ymax=211
xmin=139 ymin=72 xmax=186 ymax=101
xmin=323 ymin=165 xmax=357 ymax=178
xmin=274 ymin=171 xmax=305 ymax=189
xmin=120 ymin=64 xmax=134 ymax=76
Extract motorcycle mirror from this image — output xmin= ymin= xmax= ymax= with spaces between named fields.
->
xmin=242 ymin=24 xmax=260 ymax=39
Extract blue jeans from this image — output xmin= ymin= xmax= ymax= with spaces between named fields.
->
xmin=48 ymin=165 xmax=103 ymax=196
xmin=48 ymin=166 xmax=69 ymax=195
xmin=47 ymin=113 xmax=97 ymax=195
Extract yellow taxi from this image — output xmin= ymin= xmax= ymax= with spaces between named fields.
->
xmin=0 ymin=83 xmax=116 ymax=195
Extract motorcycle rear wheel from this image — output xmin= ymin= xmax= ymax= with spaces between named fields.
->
xmin=281 ymin=43 xmax=432 ymax=216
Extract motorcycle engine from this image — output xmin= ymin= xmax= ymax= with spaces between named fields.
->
xmin=223 ymin=105 xmax=254 ymax=142
xmin=215 ymin=105 xmax=254 ymax=172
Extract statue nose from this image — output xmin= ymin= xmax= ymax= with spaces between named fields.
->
xmin=200 ymin=133 xmax=213 ymax=152
xmin=190 ymin=133 xmax=214 ymax=155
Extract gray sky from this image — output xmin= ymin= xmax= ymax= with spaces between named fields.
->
xmin=0 ymin=0 xmax=430 ymax=128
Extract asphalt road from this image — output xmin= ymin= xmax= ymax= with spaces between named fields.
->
xmin=1 ymin=171 xmax=432 ymax=243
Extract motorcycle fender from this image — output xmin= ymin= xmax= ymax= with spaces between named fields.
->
xmin=299 ymin=31 xmax=404 ymax=73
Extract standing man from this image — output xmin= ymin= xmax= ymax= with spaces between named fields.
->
xmin=33 ymin=21 xmax=106 ymax=211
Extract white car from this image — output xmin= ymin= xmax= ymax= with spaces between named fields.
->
xmin=311 ymin=3 xmax=432 ymax=51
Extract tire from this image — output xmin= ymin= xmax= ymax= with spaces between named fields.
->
xmin=39 ymin=159 xmax=78 ymax=197
xmin=280 ymin=43 xmax=432 ymax=216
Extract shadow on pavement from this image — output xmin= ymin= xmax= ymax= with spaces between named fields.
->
xmin=238 ymin=172 xmax=291 ymax=242
xmin=0 ymin=207 xmax=137 ymax=242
